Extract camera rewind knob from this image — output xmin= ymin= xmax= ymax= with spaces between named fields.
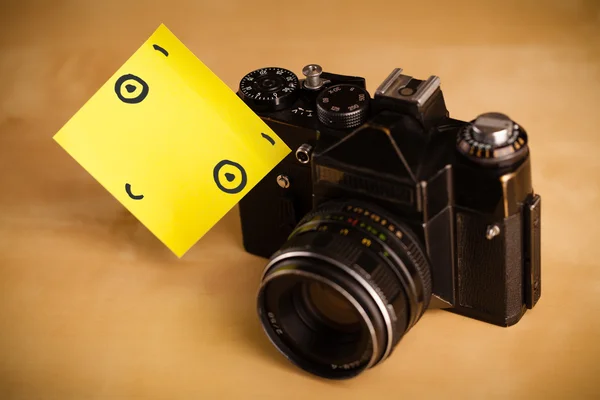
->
xmin=316 ymin=84 xmax=370 ymax=129
xmin=238 ymin=67 xmax=300 ymax=112
xmin=456 ymin=112 xmax=529 ymax=167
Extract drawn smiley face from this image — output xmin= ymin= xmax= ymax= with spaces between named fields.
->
xmin=53 ymin=24 xmax=290 ymax=257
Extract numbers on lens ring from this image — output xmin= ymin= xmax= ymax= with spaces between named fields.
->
xmin=331 ymin=360 xmax=361 ymax=370
xmin=267 ymin=312 xmax=284 ymax=335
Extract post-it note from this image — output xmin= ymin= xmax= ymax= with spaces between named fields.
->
xmin=54 ymin=24 xmax=291 ymax=257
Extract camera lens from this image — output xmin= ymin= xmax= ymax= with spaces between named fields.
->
xmin=305 ymin=281 xmax=361 ymax=327
xmin=257 ymin=201 xmax=432 ymax=379
xmin=259 ymin=262 xmax=382 ymax=378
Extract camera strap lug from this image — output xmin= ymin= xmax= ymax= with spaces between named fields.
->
xmin=524 ymin=194 xmax=542 ymax=309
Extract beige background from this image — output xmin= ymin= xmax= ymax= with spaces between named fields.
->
xmin=1 ymin=0 xmax=599 ymax=398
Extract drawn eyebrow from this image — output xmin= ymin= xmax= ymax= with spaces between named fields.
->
xmin=152 ymin=44 xmax=169 ymax=57
xmin=261 ymin=132 xmax=275 ymax=145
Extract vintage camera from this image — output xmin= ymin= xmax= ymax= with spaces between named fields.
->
xmin=236 ymin=64 xmax=542 ymax=379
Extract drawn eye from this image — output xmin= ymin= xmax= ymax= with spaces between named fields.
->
xmin=114 ymin=74 xmax=149 ymax=104
xmin=213 ymin=160 xmax=247 ymax=194
xmin=113 ymin=44 xmax=169 ymax=104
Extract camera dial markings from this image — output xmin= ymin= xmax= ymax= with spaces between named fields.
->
xmin=291 ymin=107 xmax=314 ymax=118
xmin=316 ymin=84 xmax=370 ymax=129
xmin=238 ymin=67 xmax=300 ymax=112
xmin=456 ymin=112 xmax=528 ymax=167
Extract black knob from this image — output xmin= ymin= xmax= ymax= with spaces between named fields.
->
xmin=456 ymin=112 xmax=529 ymax=167
xmin=238 ymin=67 xmax=300 ymax=112
xmin=316 ymin=84 xmax=370 ymax=129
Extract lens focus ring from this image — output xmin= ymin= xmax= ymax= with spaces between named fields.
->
xmin=276 ymin=229 xmax=405 ymax=316
xmin=286 ymin=201 xmax=432 ymax=319
xmin=258 ymin=200 xmax=432 ymax=379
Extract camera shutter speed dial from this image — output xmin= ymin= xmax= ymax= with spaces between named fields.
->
xmin=456 ymin=112 xmax=529 ymax=167
xmin=238 ymin=67 xmax=300 ymax=112
xmin=316 ymin=84 xmax=370 ymax=129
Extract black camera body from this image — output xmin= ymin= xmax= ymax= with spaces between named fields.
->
xmin=236 ymin=64 xmax=542 ymax=378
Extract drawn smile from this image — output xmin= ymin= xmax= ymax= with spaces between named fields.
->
xmin=125 ymin=183 xmax=144 ymax=200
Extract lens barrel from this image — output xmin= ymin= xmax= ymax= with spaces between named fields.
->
xmin=257 ymin=201 xmax=432 ymax=379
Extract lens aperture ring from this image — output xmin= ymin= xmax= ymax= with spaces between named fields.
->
xmin=285 ymin=201 xmax=432 ymax=318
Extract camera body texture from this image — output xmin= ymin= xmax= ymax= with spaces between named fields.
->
xmin=236 ymin=64 xmax=542 ymax=378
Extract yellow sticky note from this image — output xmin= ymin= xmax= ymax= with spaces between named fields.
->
xmin=54 ymin=24 xmax=291 ymax=257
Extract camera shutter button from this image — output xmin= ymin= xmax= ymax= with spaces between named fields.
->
xmin=471 ymin=113 xmax=513 ymax=146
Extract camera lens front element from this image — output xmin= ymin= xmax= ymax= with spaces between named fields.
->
xmin=305 ymin=281 xmax=362 ymax=328
xmin=238 ymin=67 xmax=300 ymax=112
xmin=260 ymin=265 xmax=380 ymax=379
xmin=257 ymin=201 xmax=432 ymax=379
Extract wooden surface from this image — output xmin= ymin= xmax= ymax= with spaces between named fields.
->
xmin=1 ymin=1 xmax=599 ymax=398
